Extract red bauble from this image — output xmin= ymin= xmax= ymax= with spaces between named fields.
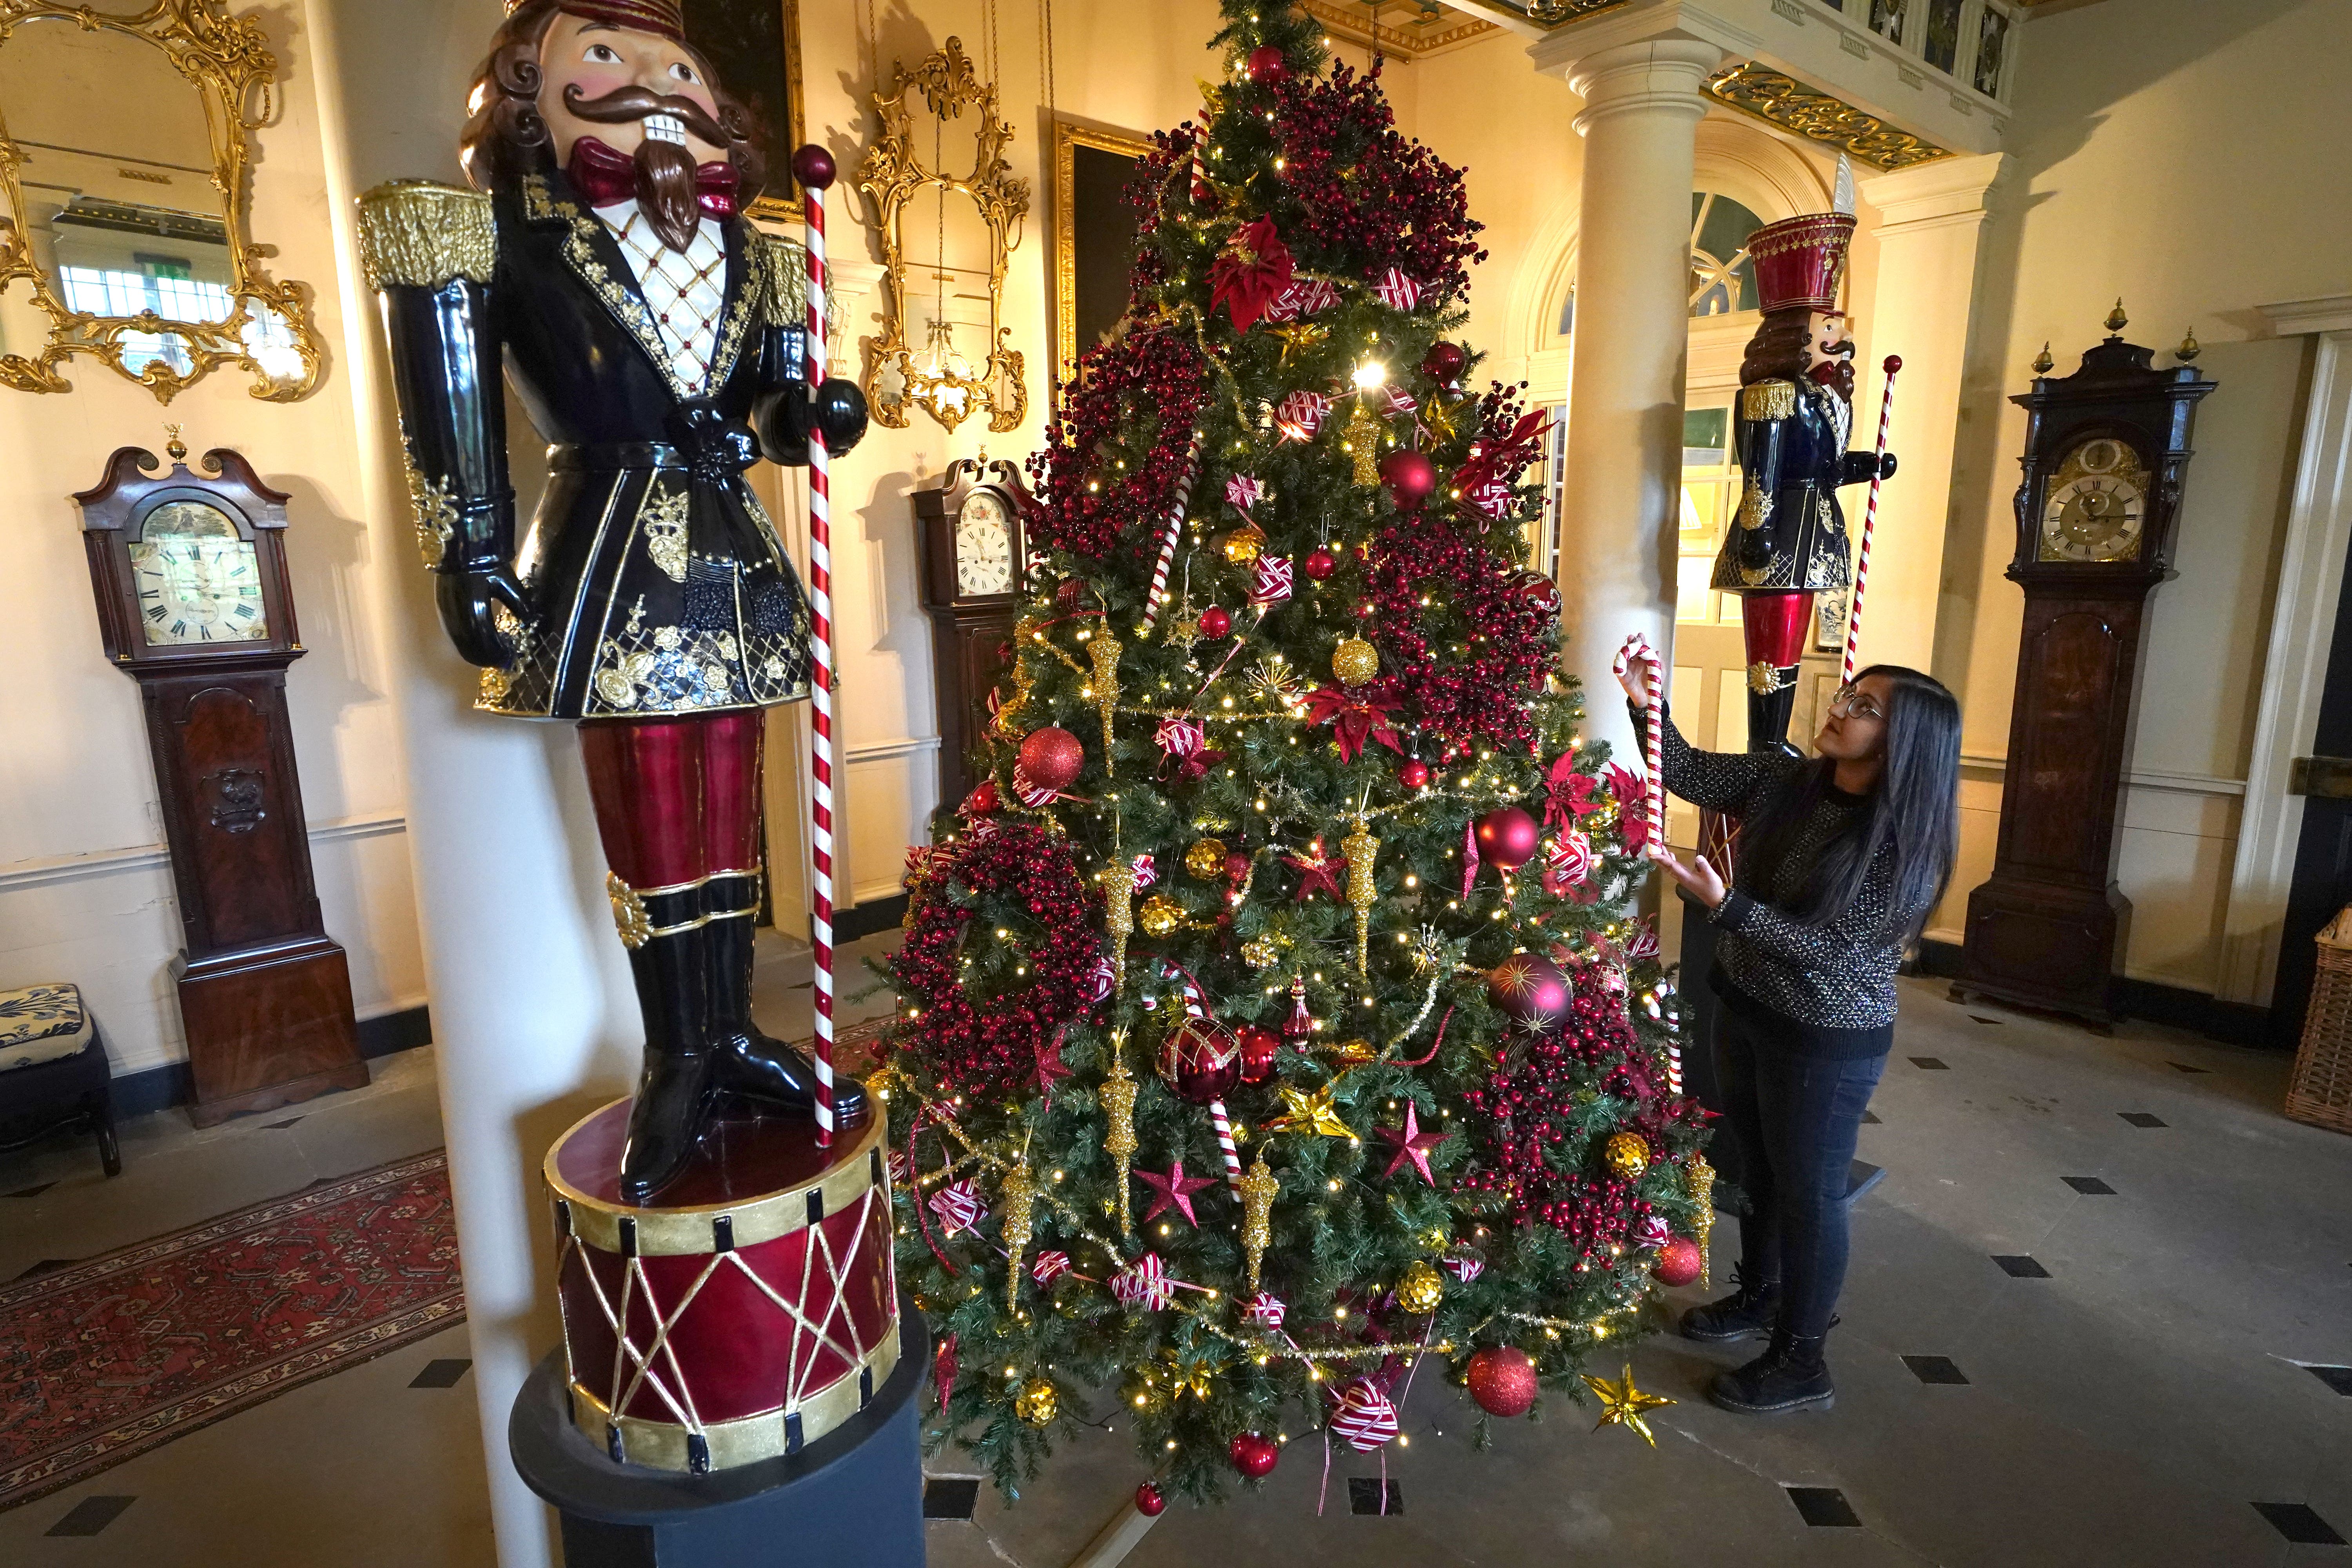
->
xmin=1054 ymin=577 xmax=1085 ymax=612
xmin=1475 ymin=806 xmax=1541 ymax=869
xmin=789 ymin=143 xmax=837 ymax=190
xmin=1230 ymin=1432 xmax=1280 ymax=1478
xmin=1303 ymin=546 xmax=1338 ymax=581
xmin=1397 ymin=757 xmax=1431 ymax=790
xmin=1200 ymin=605 xmax=1232 ymax=638
xmin=1509 ymin=569 xmax=1562 ymax=619
xmin=962 ymin=779 xmax=1000 ymax=815
xmin=1246 ymin=45 xmax=1289 ymax=83
xmin=1018 ymin=726 xmax=1085 ymax=790
xmin=1223 ymin=851 xmax=1252 ymax=884
xmin=1236 ymin=1025 xmax=1280 ymax=1085
xmin=1158 ymin=1016 xmax=1240 ymax=1103
xmin=1134 ymin=1483 xmax=1167 ymax=1517
xmin=1421 ymin=340 xmax=1468 ymax=386
xmin=1486 ymin=952 xmax=1570 ymax=1032
xmin=1379 ymin=449 xmax=1438 ymax=507
xmin=1653 ymin=1236 xmax=1705 ymax=1287
xmin=1465 ymin=1347 xmax=1538 ymax=1418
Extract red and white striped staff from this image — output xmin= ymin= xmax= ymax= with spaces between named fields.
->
xmin=1612 ymin=632 xmax=1666 ymax=854
xmin=795 ymin=145 xmax=840 ymax=1147
xmin=1139 ymin=429 xmax=1206 ymax=635
xmin=1841 ymin=355 xmax=1903 ymax=686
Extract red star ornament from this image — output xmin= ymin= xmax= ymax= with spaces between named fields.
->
xmin=1035 ymin=1025 xmax=1074 ymax=1093
xmin=1286 ymin=844 xmax=1346 ymax=902
xmin=1134 ymin=1158 xmax=1220 ymax=1227
xmin=1375 ymin=1102 xmax=1451 ymax=1186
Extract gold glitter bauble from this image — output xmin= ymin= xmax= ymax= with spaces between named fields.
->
xmin=1603 ymin=1131 xmax=1651 ymax=1178
xmin=1221 ymin=523 xmax=1267 ymax=565
xmin=1016 ymin=1377 xmax=1059 ymax=1426
xmin=1241 ymin=933 xmax=1282 ymax=969
xmin=1331 ymin=637 xmax=1380 ymax=688
xmin=1396 ymin=1260 xmax=1444 ymax=1316
xmin=1139 ymin=893 xmax=1185 ymax=937
xmin=1185 ymin=838 xmax=1230 ymax=880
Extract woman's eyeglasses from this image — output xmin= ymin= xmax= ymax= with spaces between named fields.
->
xmin=1828 ymin=686 xmax=1885 ymax=722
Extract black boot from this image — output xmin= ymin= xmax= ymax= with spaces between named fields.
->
xmin=1709 ymin=1327 xmax=1834 ymax=1415
xmin=1679 ymin=1265 xmax=1780 ymax=1344
xmin=618 ymin=903 xmax=719 ymax=1205
xmin=705 ymin=875 xmax=869 ymax=1126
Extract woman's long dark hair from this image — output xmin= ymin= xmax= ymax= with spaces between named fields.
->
xmin=1734 ymin=664 xmax=1961 ymax=938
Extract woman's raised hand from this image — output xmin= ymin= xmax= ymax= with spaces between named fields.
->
xmin=1648 ymin=843 xmax=1728 ymax=910
xmin=1612 ymin=633 xmax=1657 ymax=706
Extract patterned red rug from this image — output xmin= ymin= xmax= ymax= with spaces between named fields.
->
xmin=0 ymin=1151 xmax=462 ymax=1511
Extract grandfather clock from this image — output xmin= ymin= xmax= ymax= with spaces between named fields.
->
xmin=1956 ymin=323 xmax=2216 ymax=1025
xmin=78 ymin=440 xmax=367 ymax=1125
xmin=915 ymin=457 xmax=1031 ymax=805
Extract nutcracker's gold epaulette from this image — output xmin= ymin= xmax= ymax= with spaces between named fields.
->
xmin=356 ymin=181 xmax=496 ymax=292
xmin=1742 ymin=379 xmax=1797 ymax=423
xmin=752 ymin=231 xmax=812 ymax=330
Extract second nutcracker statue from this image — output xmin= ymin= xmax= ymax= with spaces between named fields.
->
xmin=359 ymin=0 xmax=869 ymax=1200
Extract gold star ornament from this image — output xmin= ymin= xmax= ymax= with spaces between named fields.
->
xmin=1265 ymin=1082 xmax=1352 ymax=1140
xmin=1583 ymin=1363 xmax=1673 ymax=1447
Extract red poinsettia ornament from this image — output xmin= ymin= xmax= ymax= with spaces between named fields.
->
xmin=1209 ymin=216 xmax=1296 ymax=332
xmin=1301 ymin=680 xmax=1405 ymax=762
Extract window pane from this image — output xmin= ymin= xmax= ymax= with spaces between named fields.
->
xmin=1681 ymin=485 xmax=1720 ymax=537
xmin=1870 ymin=0 xmax=1906 ymax=44
xmin=1696 ymin=197 xmax=1764 ymax=270
xmin=1675 ymin=555 xmax=1714 ymax=622
xmin=1557 ymin=285 xmax=1575 ymax=338
xmin=1975 ymin=7 xmax=2011 ymax=95
xmin=1682 ymin=407 xmax=1728 ymax=466
xmin=1925 ymin=0 xmax=1962 ymax=71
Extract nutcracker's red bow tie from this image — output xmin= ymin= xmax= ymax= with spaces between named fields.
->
xmin=567 ymin=137 xmax=740 ymax=219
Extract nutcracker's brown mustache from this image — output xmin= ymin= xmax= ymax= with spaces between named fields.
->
xmin=564 ymin=85 xmax=731 ymax=252
xmin=563 ymin=83 xmax=731 ymax=149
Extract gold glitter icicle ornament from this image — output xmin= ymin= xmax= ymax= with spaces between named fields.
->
xmin=1088 ymin=628 xmax=1122 ymax=777
xmin=1604 ymin=1131 xmax=1651 ymax=1178
xmin=1686 ymin=1153 xmax=1716 ymax=1288
xmin=1332 ymin=636 xmax=1379 ymax=688
xmin=1239 ymin=1154 xmax=1278 ymax=1294
xmin=1102 ymin=858 xmax=1137 ymax=998
xmin=1185 ymin=838 xmax=1230 ymax=881
xmin=1000 ymin=1161 xmax=1036 ymax=1312
xmin=1396 ymin=1259 xmax=1443 ymax=1315
xmin=1102 ymin=1030 xmax=1140 ymax=1236
xmin=1016 ymin=1377 xmax=1059 ymax=1426
xmin=1343 ymin=817 xmax=1380 ymax=977
xmin=1342 ymin=401 xmax=1383 ymax=487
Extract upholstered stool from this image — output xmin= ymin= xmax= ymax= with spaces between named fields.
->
xmin=0 ymin=984 xmax=121 ymax=1177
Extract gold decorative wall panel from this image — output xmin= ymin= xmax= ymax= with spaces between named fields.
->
xmin=1704 ymin=61 xmax=1954 ymax=172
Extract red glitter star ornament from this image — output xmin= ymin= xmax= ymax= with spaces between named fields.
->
xmin=1134 ymin=1158 xmax=1220 ymax=1227
xmin=1375 ymin=1102 xmax=1451 ymax=1186
xmin=1285 ymin=842 xmax=1346 ymax=902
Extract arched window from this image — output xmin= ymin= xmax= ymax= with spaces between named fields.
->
xmin=1688 ymin=191 xmax=1765 ymax=318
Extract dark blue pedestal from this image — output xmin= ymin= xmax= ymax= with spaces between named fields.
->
xmin=509 ymin=1307 xmax=929 ymax=1568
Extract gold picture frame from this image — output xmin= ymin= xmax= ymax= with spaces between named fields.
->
xmin=681 ymin=0 xmax=804 ymax=225
xmin=1050 ymin=118 xmax=1153 ymax=400
xmin=0 ymin=0 xmax=322 ymax=403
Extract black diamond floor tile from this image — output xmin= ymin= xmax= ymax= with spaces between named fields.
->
xmin=922 ymin=1477 xmax=980 ymax=1521
xmin=1860 ymin=1111 xmax=1882 ymax=1125
xmin=47 ymin=1496 xmax=136 ymax=1537
xmin=2306 ymin=1365 xmax=2352 ymax=1397
xmin=1786 ymin=1486 xmax=1862 ymax=1527
xmin=1348 ymin=1477 xmax=1404 ymax=1515
xmin=261 ymin=1116 xmax=305 ymax=1130
xmin=1902 ymin=1354 xmax=1970 ymax=1385
xmin=2168 ymin=1061 xmax=2212 ymax=1074
xmin=1845 ymin=1160 xmax=1886 ymax=1203
xmin=2253 ymin=1502 xmax=2345 ymax=1545
xmin=1993 ymin=1254 xmax=2051 ymax=1278
xmin=1909 ymin=1056 xmax=1949 ymax=1070
xmin=2063 ymin=1176 xmax=2116 ymax=1195
xmin=409 ymin=1358 xmax=472 ymax=1389
xmin=6 ymin=1182 xmax=56 ymax=1198
xmin=2118 ymin=1112 xmax=2168 ymax=1128
xmin=1967 ymin=1014 xmax=2007 ymax=1025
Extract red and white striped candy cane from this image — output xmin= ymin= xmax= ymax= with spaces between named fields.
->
xmin=1614 ymin=633 xmax=1666 ymax=852
xmin=1841 ymin=355 xmax=1903 ymax=686
xmin=796 ymin=146 xmax=840 ymax=1147
xmin=1139 ymin=429 xmax=1206 ymax=634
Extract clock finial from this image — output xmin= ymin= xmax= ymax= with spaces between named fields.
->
xmin=2176 ymin=326 xmax=2202 ymax=363
xmin=165 ymin=423 xmax=188 ymax=464
xmin=2032 ymin=342 xmax=2055 ymax=375
xmin=2105 ymin=298 xmax=2129 ymax=335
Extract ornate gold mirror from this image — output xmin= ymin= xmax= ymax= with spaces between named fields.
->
xmin=0 ymin=1 xmax=320 ymax=403
xmin=855 ymin=36 xmax=1027 ymax=434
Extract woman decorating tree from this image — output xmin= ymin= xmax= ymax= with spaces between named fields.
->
xmin=1621 ymin=658 xmax=1960 ymax=1415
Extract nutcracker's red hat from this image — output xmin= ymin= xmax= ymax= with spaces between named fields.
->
xmin=1748 ymin=211 xmax=1857 ymax=314
xmin=511 ymin=0 xmax=684 ymax=42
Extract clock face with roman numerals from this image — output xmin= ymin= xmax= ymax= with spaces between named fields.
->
xmin=955 ymin=488 xmax=1016 ymax=598
xmin=131 ymin=501 xmax=269 ymax=645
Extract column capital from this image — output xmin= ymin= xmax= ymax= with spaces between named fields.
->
xmin=1549 ymin=37 xmax=1727 ymax=135
xmin=1858 ymin=151 xmax=2011 ymax=232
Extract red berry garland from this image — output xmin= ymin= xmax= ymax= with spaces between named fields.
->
xmin=1027 ymin=318 xmax=1211 ymax=562
xmin=1366 ymin=509 xmax=1556 ymax=753
xmin=888 ymin=822 xmax=1105 ymax=1101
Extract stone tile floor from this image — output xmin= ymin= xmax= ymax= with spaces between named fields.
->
xmin=4 ymin=961 xmax=2349 ymax=1566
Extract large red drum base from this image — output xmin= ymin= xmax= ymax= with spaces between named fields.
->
xmin=546 ymin=1099 xmax=898 ymax=1474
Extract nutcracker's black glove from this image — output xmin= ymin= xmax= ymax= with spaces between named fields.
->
xmin=1840 ymin=450 xmax=1897 ymax=486
xmin=436 ymin=564 xmax=527 ymax=669
xmin=760 ymin=377 xmax=871 ymax=465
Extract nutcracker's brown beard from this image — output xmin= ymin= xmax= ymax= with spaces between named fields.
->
xmin=565 ymin=84 xmax=731 ymax=252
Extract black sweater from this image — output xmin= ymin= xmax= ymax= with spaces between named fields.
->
xmin=1638 ymin=703 xmax=1926 ymax=1058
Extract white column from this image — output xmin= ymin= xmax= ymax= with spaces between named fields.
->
xmin=1854 ymin=152 xmax=2011 ymax=675
xmin=309 ymin=5 xmax=639 ymax=1566
xmin=1533 ymin=36 xmax=1723 ymax=756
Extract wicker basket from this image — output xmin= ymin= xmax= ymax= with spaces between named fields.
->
xmin=2287 ymin=907 xmax=2352 ymax=1135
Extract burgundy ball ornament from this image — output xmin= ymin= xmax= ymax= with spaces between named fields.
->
xmin=1230 ymin=1431 xmax=1281 ymax=1478
xmin=1303 ymin=546 xmax=1338 ymax=581
xmin=1134 ymin=1483 xmax=1167 ymax=1517
xmin=1223 ymin=851 xmax=1252 ymax=884
xmin=1158 ymin=1016 xmax=1241 ymax=1103
xmin=1421 ymin=340 xmax=1468 ymax=386
xmin=1510 ymin=569 xmax=1563 ymax=619
xmin=1379 ymin=449 xmax=1438 ymax=508
xmin=1397 ymin=757 xmax=1431 ymax=790
xmin=1653 ymin=1236 xmax=1705 ymax=1288
xmin=1487 ymin=952 xmax=1570 ymax=1032
xmin=962 ymin=778 xmax=1000 ymax=815
xmin=1246 ymin=45 xmax=1290 ymax=83
xmin=1236 ymin=1025 xmax=1280 ymax=1085
xmin=1465 ymin=1346 xmax=1539 ymax=1418
xmin=789 ymin=143 xmax=837 ymax=190
xmin=1017 ymin=726 xmax=1085 ymax=791
xmin=1475 ymin=805 xmax=1541 ymax=869
xmin=1199 ymin=605 xmax=1233 ymax=639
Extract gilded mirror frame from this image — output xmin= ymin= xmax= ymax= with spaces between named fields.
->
xmin=0 ymin=0 xmax=322 ymax=403
xmin=853 ymin=35 xmax=1028 ymax=434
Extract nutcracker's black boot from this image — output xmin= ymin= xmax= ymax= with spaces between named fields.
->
xmin=618 ymin=912 xmax=719 ymax=1205
xmin=1745 ymin=681 xmax=1803 ymax=760
xmin=705 ymin=875 xmax=868 ymax=1126
xmin=1679 ymin=1265 xmax=1780 ymax=1344
xmin=1710 ymin=1327 xmax=1835 ymax=1415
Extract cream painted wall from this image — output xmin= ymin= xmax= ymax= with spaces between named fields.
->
xmin=0 ymin=3 xmax=423 ymax=1078
xmin=1927 ymin=0 xmax=2346 ymax=994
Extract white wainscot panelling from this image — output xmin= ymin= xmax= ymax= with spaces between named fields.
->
xmin=844 ymin=739 xmax=941 ymax=907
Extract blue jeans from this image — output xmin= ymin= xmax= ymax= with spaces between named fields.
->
xmin=1713 ymin=1009 xmax=1887 ymax=1339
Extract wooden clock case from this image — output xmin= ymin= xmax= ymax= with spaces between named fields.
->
xmin=914 ymin=457 xmax=1033 ymax=807
xmin=77 ymin=445 xmax=367 ymax=1125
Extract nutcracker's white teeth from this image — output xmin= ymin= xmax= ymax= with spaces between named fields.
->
xmin=643 ymin=114 xmax=688 ymax=147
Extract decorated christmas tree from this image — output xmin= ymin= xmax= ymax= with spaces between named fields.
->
xmin=878 ymin=0 xmax=1710 ymax=1502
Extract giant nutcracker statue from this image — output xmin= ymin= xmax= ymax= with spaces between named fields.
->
xmin=357 ymin=0 xmax=869 ymax=1203
xmin=1712 ymin=197 xmax=1897 ymax=755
